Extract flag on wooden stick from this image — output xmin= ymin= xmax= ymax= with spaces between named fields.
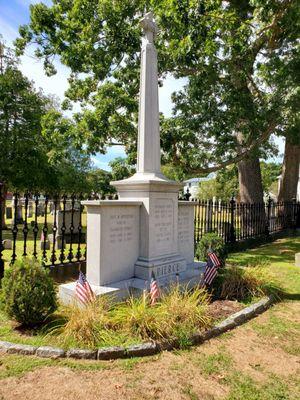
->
xmin=75 ymin=271 xmax=96 ymax=304
xmin=203 ymin=252 xmax=221 ymax=286
xmin=150 ymin=272 xmax=160 ymax=305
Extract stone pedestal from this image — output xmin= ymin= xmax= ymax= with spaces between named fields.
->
xmin=112 ymin=176 xmax=186 ymax=279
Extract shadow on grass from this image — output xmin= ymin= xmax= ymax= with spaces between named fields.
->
xmin=228 ymin=236 xmax=300 ymax=266
xmin=277 ymin=291 xmax=300 ymax=301
xmin=14 ymin=312 xmax=67 ymax=338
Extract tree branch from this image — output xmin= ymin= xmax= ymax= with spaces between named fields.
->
xmin=184 ymin=120 xmax=277 ymax=174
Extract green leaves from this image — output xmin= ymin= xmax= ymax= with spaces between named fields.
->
xmin=13 ymin=0 xmax=300 ymax=173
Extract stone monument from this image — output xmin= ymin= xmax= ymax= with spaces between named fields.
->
xmin=59 ymin=12 xmax=204 ymax=304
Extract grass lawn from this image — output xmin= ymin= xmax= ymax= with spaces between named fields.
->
xmin=0 ymin=236 xmax=299 ymax=400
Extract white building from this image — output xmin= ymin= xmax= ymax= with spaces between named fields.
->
xmin=183 ymin=173 xmax=215 ymax=200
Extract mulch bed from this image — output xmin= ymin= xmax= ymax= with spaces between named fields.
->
xmin=207 ymin=299 xmax=243 ymax=321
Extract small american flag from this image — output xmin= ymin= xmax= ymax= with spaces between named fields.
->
xmin=75 ymin=271 xmax=96 ymax=304
xmin=203 ymin=252 xmax=221 ymax=286
xmin=150 ymin=272 xmax=160 ymax=305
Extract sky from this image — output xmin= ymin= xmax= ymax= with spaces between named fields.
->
xmin=0 ymin=0 xmax=284 ymax=172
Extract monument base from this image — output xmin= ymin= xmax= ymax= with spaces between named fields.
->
xmin=59 ymin=261 xmax=206 ymax=305
xmin=134 ymin=254 xmax=187 ymax=280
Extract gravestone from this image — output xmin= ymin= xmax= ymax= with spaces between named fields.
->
xmin=13 ymin=204 xmax=23 ymax=224
xmin=6 ymin=207 xmax=12 ymax=219
xmin=59 ymin=12 xmax=204 ymax=305
xmin=49 ymin=209 xmax=84 ymax=249
xmin=36 ymin=203 xmax=45 ymax=217
xmin=2 ymin=239 xmax=12 ymax=250
xmin=295 ymin=253 xmax=300 ymax=267
xmin=40 ymin=239 xmax=50 ymax=250
xmin=27 ymin=202 xmax=33 ymax=218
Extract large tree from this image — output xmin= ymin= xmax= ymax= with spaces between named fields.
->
xmin=15 ymin=0 xmax=300 ymax=203
xmin=278 ymin=135 xmax=300 ymax=201
xmin=0 ymin=42 xmax=50 ymax=191
xmin=0 ymin=41 xmax=51 ymax=228
xmin=0 ymin=42 xmax=98 ymax=228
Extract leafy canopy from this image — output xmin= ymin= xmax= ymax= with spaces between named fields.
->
xmin=15 ymin=0 xmax=300 ymax=173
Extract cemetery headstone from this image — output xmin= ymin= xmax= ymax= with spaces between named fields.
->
xmin=2 ymin=239 xmax=12 ymax=250
xmin=6 ymin=207 xmax=12 ymax=219
xmin=13 ymin=204 xmax=23 ymax=224
xmin=27 ymin=202 xmax=33 ymax=218
xmin=48 ymin=209 xmax=84 ymax=249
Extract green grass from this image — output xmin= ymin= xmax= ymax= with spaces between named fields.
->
xmin=0 ymin=234 xmax=299 ymax=396
xmin=192 ymin=346 xmax=233 ymax=375
xmin=227 ymin=236 xmax=300 ymax=295
xmin=201 ymin=351 xmax=232 ymax=376
xmin=225 ymin=372 xmax=296 ymax=400
xmin=0 ymin=354 xmax=112 ymax=379
xmin=0 ymin=355 xmax=54 ymax=379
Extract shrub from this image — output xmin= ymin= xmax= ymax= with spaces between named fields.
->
xmin=218 ymin=265 xmax=280 ymax=301
xmin=196 ymin=232 xmax=227 ymax=264
xmin=2 ymin=257 xmax=57 ymax=327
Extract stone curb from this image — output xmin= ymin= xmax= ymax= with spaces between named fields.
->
xmin=0 ymin=296 xmax=274 ymax=360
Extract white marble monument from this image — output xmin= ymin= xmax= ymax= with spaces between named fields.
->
xmin=59 ymin=12 xmax=204 ymax=304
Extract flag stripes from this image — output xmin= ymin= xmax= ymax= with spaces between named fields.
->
xmin=150 ymin=272 xmax=159 ymax=305
xmin=75 ymin=271 xmax=95 ymax=304
xmin=203 ymin=252 xmax=221 ymax=286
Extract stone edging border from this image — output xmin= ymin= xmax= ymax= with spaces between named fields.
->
xmin=0 ymin=296 xmax=274 ymax=361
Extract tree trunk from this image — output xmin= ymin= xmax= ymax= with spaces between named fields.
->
xmin=1 ymin=191 xmax=7 ymax=229
xmin=0 ymin=184 xmax=7 ymax=230
xmin=237 ymin=156 xmax=266 ymax=236
xmin=278 ymin=137 xmax=300 ymax=202
xmin=238 ymin=156 xmax=264 ymax=203
xmin=236 ymin=130 xmax=265 ymax=236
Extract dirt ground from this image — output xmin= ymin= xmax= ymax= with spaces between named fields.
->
xmin=0 ymin=300 xmax=299 ymax=400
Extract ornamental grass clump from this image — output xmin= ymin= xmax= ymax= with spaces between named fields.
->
xmin=55 ymin=297 xmax=112 ymax=348
xmin=1 ymin=257 xmax=57 ymax=327
xmin=56 ymin=285 xmax=211 ymax=348
xmin=219 ymin=265 xmax=280 ymax=301
xmin=111 ymin=286 xmax=211 ymax=342
xmin=110 ymin=293 xmax=164 ymax=340
xmin=159 ymin=285 xmax=211 ymax=340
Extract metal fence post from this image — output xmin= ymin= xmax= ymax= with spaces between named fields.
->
xmin=230 ymin=196 xmax=236 ymax=244
xmin=297 ymin=201 xmax=300 ymax=229
xmin=265 ymin=196 xmax=272 ymax=236
xmin=0 ymin=182 xmax=4 ymax=280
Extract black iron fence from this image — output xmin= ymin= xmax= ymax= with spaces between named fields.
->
xmin=193 ymin=197 xmax=300 ymax=246
xmin=1 ymin=181 xmax=299 ymax=281
xmin=0 ymin=185 xmax=93 ymax=279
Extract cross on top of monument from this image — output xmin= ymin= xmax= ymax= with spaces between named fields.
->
xmin=140 ymin=11 xmax=158 ymax=43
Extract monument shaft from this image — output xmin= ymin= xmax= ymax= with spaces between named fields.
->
xmin=137 ymin=13 xmax=161 ymax=174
